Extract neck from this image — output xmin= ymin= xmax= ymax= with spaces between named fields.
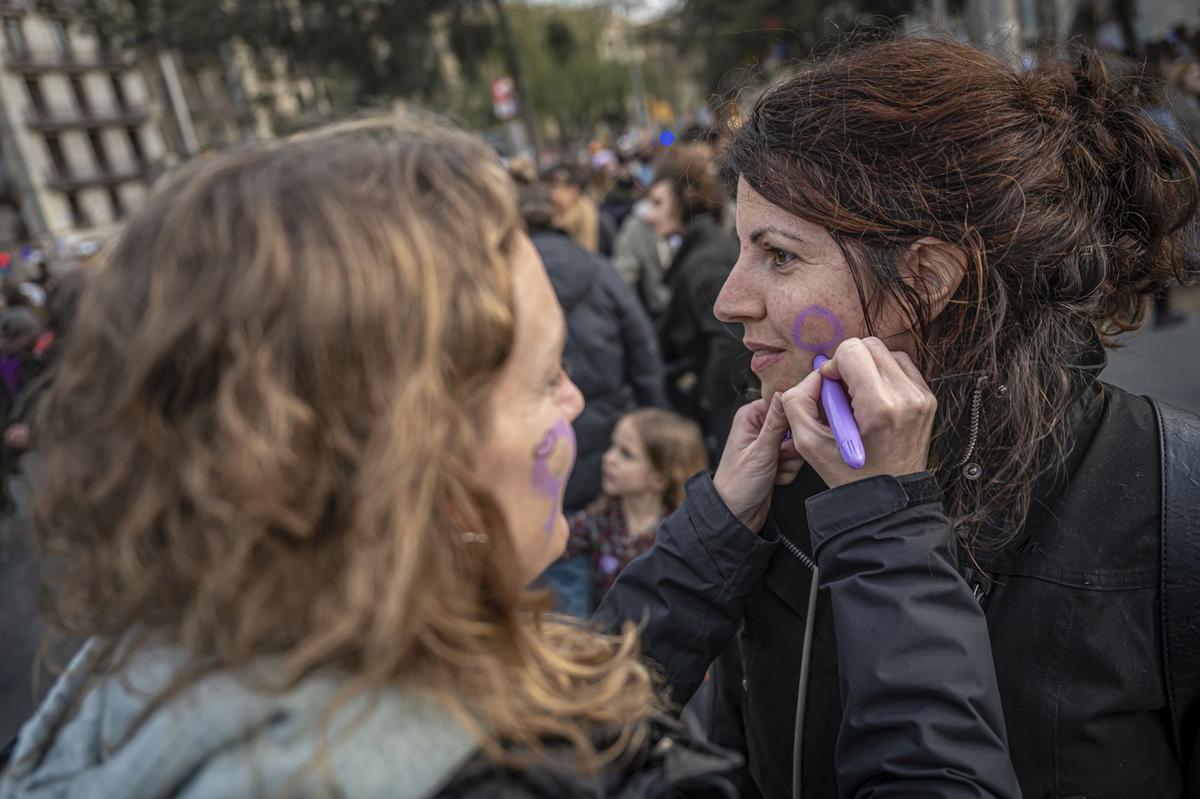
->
xmin=621 ymin=491 xmax=664 ymax=529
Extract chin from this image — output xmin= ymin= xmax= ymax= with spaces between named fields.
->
xmin=541 ymin=514 xmax=570 ymax=567
xmin=522 ymin=516 xmax=570 ymax=586
xmin=762 ymin=361 xmax=812 ymax=400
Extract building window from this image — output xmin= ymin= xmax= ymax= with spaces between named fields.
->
xmin=87 ymin=129 xmax=109 ymax=173
xmin=66 ymin=192 xmax=89 ymax=228
xmin=108 ymin=186 xmax=123 ymax=219
xmin=44 ymin=134 xmax=68 ymax=176
xmin=126 ymin=126 xmax=145 ymax=166
xmin=109 ymin=72 xmax=128 ymax=111
xmin=49 ymin=19 xmax=72 ymax=59
xmin=3 ymin=19 xmax=26 ymax=59
xmin=70 ymin=76 xmax=91 ymax=117
xmin=24 ymin=77 xmax=45 ymax=115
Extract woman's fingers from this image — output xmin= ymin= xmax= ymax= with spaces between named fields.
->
xmin=860 ymin=336 xmax=911 ymax=387
xmin=753 ymin=393 xmax=791 ymax=455
xmin=736 ymin=397 xmax=768 ymax=428
xmin=775 ymin=453 xmax=805 ymax=485
xmin=821 ymin=338 xmax=883 ymax=396
xmin=712 ymin=394 xmax=795 ymax=531
xmin=779 ymin=369 xmax=833 ymax=454
xmin=720 ymin=397 xmax=769 ymax=460
xmin=889 ymin=350 xmax=935 ymax=398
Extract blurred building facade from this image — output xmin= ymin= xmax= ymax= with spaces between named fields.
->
xmin=0 ymin=0 xmax=326 ymax=254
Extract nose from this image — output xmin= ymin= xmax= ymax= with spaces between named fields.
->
xmin=714 ymin=254 xmax=765 ymax=323
xmin=602 ymin=447 xmax=616 ymax=469
xmin=561 ymin=375 xmax=585 ymax=422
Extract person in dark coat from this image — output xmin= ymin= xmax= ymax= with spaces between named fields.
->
xmin=648 ymin=146 xmax=748 ymax=460
xmin=600 ymin=38 xmax=1200 ymax=799
xmin=512 ymin=174 xmax=667 ymax=513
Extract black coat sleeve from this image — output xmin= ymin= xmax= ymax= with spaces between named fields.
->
xmin=592 ymin=471 xmax=778 ymax=705
xmin=604 ymin=264 xmax=667 ymax=409
xmin=806 ymin=472 xmax=1020 ymax=799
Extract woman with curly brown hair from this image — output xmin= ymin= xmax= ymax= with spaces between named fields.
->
xmin=599 ymin=35 xmax=1200 ymax=798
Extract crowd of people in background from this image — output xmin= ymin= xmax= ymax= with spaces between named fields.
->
xmin=0 ymin=269 xmax=80 ymax=520
xmin=505 ymin=124 xmax=761 ymax=615
xmin=1138 ymin=24 xmax=1200 ymax=326
xmin=0 ymin=22 xmax=1199 ymax=798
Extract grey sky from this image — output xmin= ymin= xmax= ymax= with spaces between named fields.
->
xmin=525 ymin=0 xmax=679 ymax=23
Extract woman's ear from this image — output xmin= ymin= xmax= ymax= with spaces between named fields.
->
xmin=901 ymin=237 xmax=968 ymax=320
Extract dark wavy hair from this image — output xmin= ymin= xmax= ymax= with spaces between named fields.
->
xmin=727 ymin=36 xmax=1199 ymax=552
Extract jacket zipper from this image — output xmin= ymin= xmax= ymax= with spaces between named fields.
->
xmin=779 ymin=533 xmax=817 ymax=572
xmin=777 ymin=530 xmax=819 ymax=799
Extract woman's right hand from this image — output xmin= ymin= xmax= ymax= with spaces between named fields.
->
xmin=712 ymin=395 xmax=803 ymax=531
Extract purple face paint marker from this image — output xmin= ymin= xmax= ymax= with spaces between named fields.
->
xmin=813 ymin=355 xmax=866 ymax=469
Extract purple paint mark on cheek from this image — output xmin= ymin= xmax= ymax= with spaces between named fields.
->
xmin=790 ymin=305 xmax=845 ymax=356
xmin=531 ymin=418 xmax=576 ymax=536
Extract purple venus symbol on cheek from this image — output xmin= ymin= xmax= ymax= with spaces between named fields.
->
xmin=531 ymin=418 xmax=577 ymax=537
xmin=790 ymin=305 xmax=845 ymax=356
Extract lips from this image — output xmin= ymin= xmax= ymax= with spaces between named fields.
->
xmin=745 ymin=339 xmax=786 ymax=373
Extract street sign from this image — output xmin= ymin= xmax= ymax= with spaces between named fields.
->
xmin=491 ymin=76 xmax=518 ymax=121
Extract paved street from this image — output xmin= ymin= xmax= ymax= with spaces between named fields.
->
xmin=1103 ymin=288 xmax=1200 ymax=414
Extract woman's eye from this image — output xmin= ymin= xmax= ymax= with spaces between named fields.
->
xmin=769 ymin=247 xmax=796 ymax=268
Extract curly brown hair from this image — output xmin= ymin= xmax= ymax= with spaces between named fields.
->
xmin=727 ymin=36 xmax=1199 ymax=552
xmin=33 ymin=113 xmax=661 ymax=779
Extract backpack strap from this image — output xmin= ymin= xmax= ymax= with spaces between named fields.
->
xmin=1150 ymin=397 xmax=1200 ymax=775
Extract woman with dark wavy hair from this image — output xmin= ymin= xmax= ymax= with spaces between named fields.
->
xmin=599 ymin=35 xmax=1200 ymax=798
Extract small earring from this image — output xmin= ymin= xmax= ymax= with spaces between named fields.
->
xmin=462 ymin=532 xmax=488 ymax=544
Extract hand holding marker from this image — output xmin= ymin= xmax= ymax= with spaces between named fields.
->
xmin=813 ymin=354 xmax=866 ymax=469
xmin=788 ymin=305 xmax=865 ymax=470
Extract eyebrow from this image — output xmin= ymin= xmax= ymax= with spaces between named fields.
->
xmin=749 ymin=226 xmax=809 ymax=246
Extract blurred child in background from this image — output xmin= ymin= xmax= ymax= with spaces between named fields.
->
xmin=565 ymin=408 xmax=706 ymax=611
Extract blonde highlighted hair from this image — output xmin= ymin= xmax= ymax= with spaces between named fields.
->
xmin=34 ymin=112 xmax=661 ymax=776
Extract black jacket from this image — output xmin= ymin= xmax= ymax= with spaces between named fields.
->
xmin=658 ymin=216 xmax=748 ymax=421
xmin=707 ymin=379 xmax=1187 ymax=799
xmin=438 ymin=715 xmax=743 ymax=797
xmin=533 ymin=231 xmax=667 ymax=512
xmin=596 ymin=472 xmax=1020 ymax=797
xmin=641 ymin=376 xmax=1187 ymax=798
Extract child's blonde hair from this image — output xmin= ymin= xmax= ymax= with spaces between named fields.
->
xmin=623 ymin=408 xmax=708 ymax=509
